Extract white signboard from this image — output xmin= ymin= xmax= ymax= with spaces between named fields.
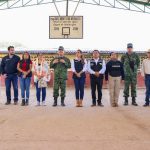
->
xmin=49 ymin=16 xmax=83 ymax=39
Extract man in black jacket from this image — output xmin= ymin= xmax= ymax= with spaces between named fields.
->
xmin=0 ymin=58 xmax=2 ymax=75
xmin=1 ymin=46 xmax=20 ymax=105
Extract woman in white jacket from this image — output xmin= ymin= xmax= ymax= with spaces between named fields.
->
xmin=33 ymin=53 xmax=50 ymax=106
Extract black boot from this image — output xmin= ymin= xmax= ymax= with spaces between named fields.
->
xmin=14 ymin=99 xmax=18 ymax=105
xmin=53 ymin=97 xmax=57 ymax=107
xmin=143 ymin=98 xmax=149 ymax=107
xmin=132 ymin=97 xmax=138 ymax=106
xmin=91 ymin=103 xmax=96 ymax=107
xmin=143 ymin=103 xmax=149 ymax=107
xmin=97 ymin=100 xmax=104 ymax=107
xmin=61 ymin=97 xmax=65 ymax=107
xmin=124 ymin=97 xmax=128 ymax=106
xmin=21 ymin=99 xmax=25 ymax=106
xmin=91 ymin=99 xmax=96 ymax=107
xmin=5 ymin=101 xmax=11 ymax=105
xmin=25 ymin=99 xmax=29 ymax=106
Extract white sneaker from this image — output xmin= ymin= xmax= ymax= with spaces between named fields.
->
xmin=42 ymin=101 xmax=46 ymax=106
xmin=36 ymin=102 xmax=40 ymax=106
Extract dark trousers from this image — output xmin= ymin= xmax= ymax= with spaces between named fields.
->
xmin=145 ymin=74 xmax=150 ymax=104
xmin=73 ymin=77 xmax=85 ymax=100
xmin=35 ymin=82 xmax=46 ymax=102
xmin=5 ymin=74 xmax=18 ymax=102
xmin=90 ymin=77 xmax=103 ymax=104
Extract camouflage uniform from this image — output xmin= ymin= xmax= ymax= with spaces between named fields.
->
xmin=50 ymin=56 xmax=71 ymax=98
xmin=121 ymin=52 xmax=140 ymax=98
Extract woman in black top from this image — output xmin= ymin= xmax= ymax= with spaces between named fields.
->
xmin=105 ymin=52 xmax=124 ymax=107
xmin=71 ymin=50 xmax=87 ymax=107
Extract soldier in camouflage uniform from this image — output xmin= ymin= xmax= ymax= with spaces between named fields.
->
xmin=50 ymin=46 xmax=71 ymax=107
xmin=121 ymin=43 xmax=140 ymax=106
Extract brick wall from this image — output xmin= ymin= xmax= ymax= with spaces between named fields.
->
xmin=0 ymin=71 xmax=145 ymax=88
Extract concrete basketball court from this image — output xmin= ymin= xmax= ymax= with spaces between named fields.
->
xmin=0 ymin=87 xmax=150 ymax=150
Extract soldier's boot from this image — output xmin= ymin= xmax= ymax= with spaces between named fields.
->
xmin=124 ymin=97 xmax=128 ymax=106
xmin=53 ymin=97 xmax=57 ymax=107
xmin=21 ymin=99 xmax=25 ymax=106
xmin=97 ymin=100 xmax=104 ymax=107
xmin=132 ymin=97 xmax=138 ymax=106
xmin=61 ymin=97 xmax=65 ymax=107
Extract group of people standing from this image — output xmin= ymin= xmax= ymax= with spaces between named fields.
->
xmin=0 ymin=44 xmax=150 ymax=107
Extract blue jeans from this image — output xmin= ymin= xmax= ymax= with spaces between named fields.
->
xmin=19 ymin=77 xmax=31 ymax=100
xmin=5 ymin=74 xmax=18 ymax=102
xmin=73 ymin=77 xmax=85 ymax=100
xmin=145 ymin=74 xmax=150 ymax=104
xmin=35 ymin=82 xmax=46 ymax=102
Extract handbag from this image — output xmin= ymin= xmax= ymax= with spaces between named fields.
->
xmin=38 ymin=78 xmax=47 ymax=88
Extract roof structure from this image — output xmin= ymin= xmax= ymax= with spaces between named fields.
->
xmin=0 ymin=49 xmax=147 ymax=54
xmin=0 ymin=0 xmax=150 ymax=13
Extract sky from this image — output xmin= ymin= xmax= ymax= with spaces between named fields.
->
xmin=0 ymin=1 xmax=150 ymax=51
